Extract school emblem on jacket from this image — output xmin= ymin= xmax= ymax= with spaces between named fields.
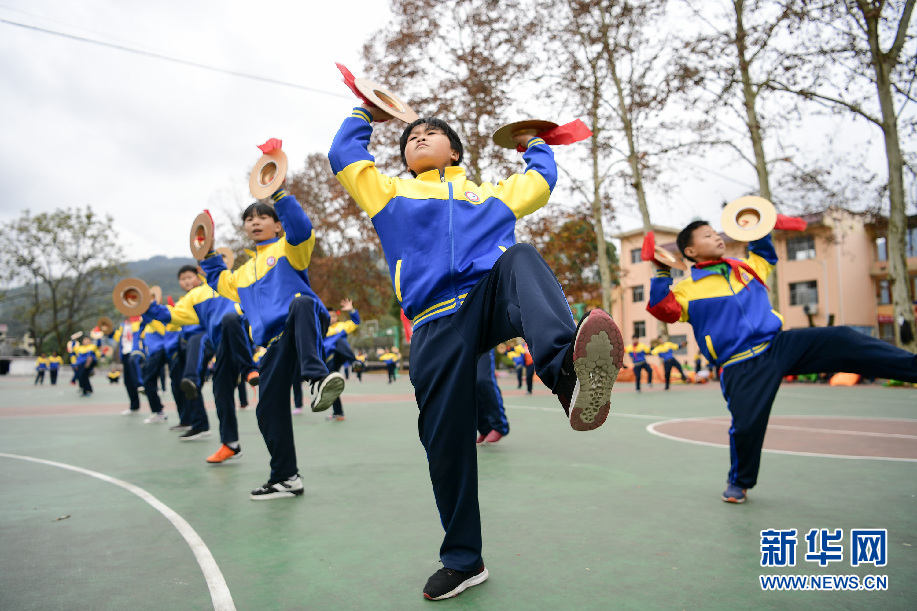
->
xmin=464 ymin=191 xmax=480 ymax=202
xmin=266 ymin=256 xmax=276 ymax=267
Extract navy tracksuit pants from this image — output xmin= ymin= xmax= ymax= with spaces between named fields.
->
xmin=633 ymin=361 xmax=652 ymax=390
xmin=663 ymin=358 xmax=684 ymax=389
xmin=210 ymin=313 xmax=257 ymax=445
xmin=168 ymin=345 xmax=187 ymax=423
xmin=182 ymin=332 xmax=212 ymax=432
xmin=257 ymin=295 xmax=329 ymax=481
xmin=476 ymin=350 xmax=509 ymax=437
xmin=721 ymin=326 xmax=917 ymax=489
xmin=122 ymin=352 xmax=142 ymax=411
xmin=410 ymin=244 xmax=575 ymax=572
xmin=142 ymin=349 xmax=168 ymax=414
xmin=327 ymin=337 xmax=355 ymax=417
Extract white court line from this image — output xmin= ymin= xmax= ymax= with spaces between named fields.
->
xmin=644 ymin=417 xmax=917 ymax=463
xmin=0 ymin=453 xmax=236 ymax=611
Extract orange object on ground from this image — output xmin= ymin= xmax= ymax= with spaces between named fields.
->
xmin=829 ymin=373 xmax=861 ymax=386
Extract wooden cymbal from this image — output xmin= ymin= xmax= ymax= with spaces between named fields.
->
xmin=354 ymin=78 xmax=419 ymax=124
xmin=493 ymin=120 xmax=558 ymax=149
xmin=112 ymin=278 xmax=151 ymax=317
xmin=721 ymin=196 xmax=777 ymax=242
xmin=190 ymin=212 xmax=215 ymax=261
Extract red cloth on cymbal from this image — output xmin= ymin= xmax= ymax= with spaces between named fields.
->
xmin=775 ymin=214 xmax=807 ymax=231
xmin=516 ymin=119 xmax=593 ymax=152
xmin=641 ymin=232 xmax=656 ymax=262
xmin=335 ymin=63 xmax=374 ymax=105
xmin=167 ymin=296 xmax=175 ymax=307
xmin=257 ymin=139 xmax=282 ymax=154
xmin=400 ymin=309 xmax=413 ymax=344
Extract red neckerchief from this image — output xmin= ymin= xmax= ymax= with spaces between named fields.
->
xmin=694 ymin=258 xmax=768 ymax=291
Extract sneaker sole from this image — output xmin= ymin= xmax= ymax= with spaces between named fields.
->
xmin=180 ymin=379 xmax=199 ymax=400
xmin=249 ymin=488 xmax=304 ymax=500
xmin=722 ymin=491 xmax=747 ymax=503
xmin=568 ymin=310 xmax=623 ymax=432
xmin=311 ymin=374 xmax=345 ymax=413
xmin=424 ymin=567 xmax=489 ymax=600
xmin=179 ymin=431 xmax=212 ymax=441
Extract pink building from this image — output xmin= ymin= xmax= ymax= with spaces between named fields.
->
xmin=611 ymin=210 xmax=917 ymax=364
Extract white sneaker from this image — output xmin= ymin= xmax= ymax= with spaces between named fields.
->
xmin=121 ymin=409 xmax=139 ymax=416
xmin=250 ymin=474 xmax=304 ymax=500
xmin=309 ymin=372 xmax=345 ymax=412
xmin=143 ymin=412 xmax=168 ymax=424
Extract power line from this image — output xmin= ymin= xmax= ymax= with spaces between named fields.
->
xmin=0 ymin=17 xmax=353 ymax=100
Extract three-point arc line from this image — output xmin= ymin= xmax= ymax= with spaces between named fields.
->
xmin=0 ymin=452 xmax=236 ymax=611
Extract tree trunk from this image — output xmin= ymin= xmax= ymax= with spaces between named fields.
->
xmin=608 ymin=50 xmax=667 ymax=338
xmin=588 ymin=74 xmax=615 ymax=314
xmin=860 ymin=1 xmax=917 ymax=352
xmin=734 ymin=0 xmax=781 ymax=312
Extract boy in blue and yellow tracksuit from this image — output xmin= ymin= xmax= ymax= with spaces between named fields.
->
xmin=145 ymin=265 xmax=258 ymax=453
xmin=48 ymin=351 xmax=63 ymax=385
xmin=138 ymin=320 xmax=180 ymax=423
xmin=201 ymin=194 xmax=344 ymax=500
xmin=651 ymin=338 xmax=686 ymax=389
xmin=34 ymin=354 xmax=48 ymax=385
xmin=510 ymin=346 xmax=525 ymax=388
xmin=322 ymin=301 xmax=360 ymax=420
xmin=647 ymin=220 xmax=917 ymax=504
xmin=113 ymin=318 xmax=145 ymax=413
xmin=329 ymin=105 xmax=624 ymax=599
xmin=624 ymin=337 xmax=652 ymax=391
xmin=74 ymin=337 xmax=101 ymax=396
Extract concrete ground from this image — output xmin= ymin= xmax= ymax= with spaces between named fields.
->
xmin=0 ymin=372 xmax=914 ymax=610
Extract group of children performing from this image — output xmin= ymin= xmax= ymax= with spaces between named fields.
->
xmin=93 ymin=101 xmax=914 ymax=600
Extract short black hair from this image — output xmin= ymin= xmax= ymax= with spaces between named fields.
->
xmin=400 ymin=118 xmax=464 ymax=175
xmin=677 ymin=220 xmax=711 ymax=263
xmin=242 ymin=202 xmax=280 ymax=223
xmin=177 ymin=265 xmax=198 ymax=278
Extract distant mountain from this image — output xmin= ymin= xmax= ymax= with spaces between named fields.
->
xmin=0 ymin=255 xmax=199 ymax=345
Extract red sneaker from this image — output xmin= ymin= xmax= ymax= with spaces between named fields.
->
xmin=483 ymin=430 xmax=503 ymax=444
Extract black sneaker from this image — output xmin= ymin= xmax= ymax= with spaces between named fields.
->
xmin=250 ymin=474 xmax=304 ymax=500
xmin=178 ymin=428 xmax=212 ymax=441
xmin=180 ymin=378 xmax=199 ymax=400
xmin=169 ymin=423 xmax=192 ymax=432
xmin=554 ymin=309 xmax=624 ymax=431
xmin=308 ymin=372 xmax=345 ymax=412
xmin=423 ymin=565 xmax=489 ymax=600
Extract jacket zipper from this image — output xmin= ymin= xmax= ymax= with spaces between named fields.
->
xmin=444 ymin=169 xmax=458 ymax=298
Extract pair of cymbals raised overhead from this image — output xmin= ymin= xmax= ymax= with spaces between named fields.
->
xmin=112 ymin=278 xmax=152 ymax=316
xmin=641 ymin=231 xmax=687 ymax=271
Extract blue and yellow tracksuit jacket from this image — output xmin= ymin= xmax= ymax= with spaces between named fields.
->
xmin=140 ymin=320 xmax=180 ymax=356
xmin=651 ymin=341 xmax=681 ymax=362
xmin=328 ymin=107 xmax=558 ymax=330
xmin=201 ymin=191 xmax=318 ymax=347
xmin=145 ymin=282 xmax=241 ymax=348
xmin=646 ymin=235 xmax=782 ymax=369
xmin=48 ymin=355 xmax=63 ymax=370
xmin=35 ymin=357 xmax=48 ymax=371
xmin=74 ymin=344 xmax=100 ymax=367
xmin=323 ymin=309 xmax=360 ymax=358
xmin=625 ymin=343 xmax=651 ymax=364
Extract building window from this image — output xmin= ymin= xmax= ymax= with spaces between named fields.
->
xmin=876 ymin=237 xmax=887 ymax=261
xmin=632 ymin=285 xmax=644 ymax=302
xmin=789 ymin=281 xmax=818 ymax=306
xmin=630 ymin=248 xmax=642 ymax=264
xmin=878 ymin=280 xmax=891 ymax=305
xmin=879 ymin=322 xmax=895 ymax=341
xmin=633 ymin=320 xmax=646 ymax=339
xmin=908 ymin=227 xmax=917 ymax=258
xmin=786 ymin=234 xmax=816 ymax=261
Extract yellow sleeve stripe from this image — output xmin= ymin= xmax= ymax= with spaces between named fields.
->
xmin=352 ymin=109 xmax=372 ymax=123
xmin=394 ymin=260 xmax=403 ymax=302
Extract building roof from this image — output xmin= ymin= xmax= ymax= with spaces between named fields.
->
xmin=611 ymin=225 xmax=683 ymax=240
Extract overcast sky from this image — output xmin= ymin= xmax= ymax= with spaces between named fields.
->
xmin=0 ymin=1 xmax=903 ymax=266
